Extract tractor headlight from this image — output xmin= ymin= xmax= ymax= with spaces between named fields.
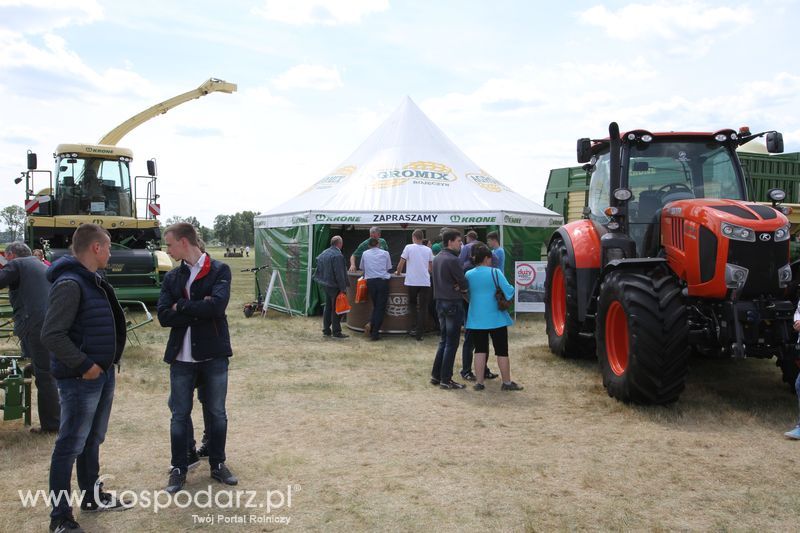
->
xmin=721 ymin=222 xmax=756 ymax=242
xmin=775 ymin=224 xmax=790 ymax=242
xmin=613 ymin=188 xmax=632 ymax=201
xmin=778 ymin=264 xmax=792 ymax=288
xmin=725 ymin=263 xmax=749 ymax=289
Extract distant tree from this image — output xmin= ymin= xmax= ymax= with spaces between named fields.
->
xmin=211 ymin=211 xmax=260 ymax=245
xmin=163 ymin=215 xmax=212 ymax=245
xmin=1 ymin=205 xmax=26 ymax=241
xmin=213 ymin=215 xmax=231 ymax=244
xmin=199 ymin=226 xmax=214 ymax=243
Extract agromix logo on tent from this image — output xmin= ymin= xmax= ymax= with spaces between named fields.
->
xmin=466 ymin=172 xmax=507 ymax=193
xmin=372 ymin=161 xmax=457 ymax=189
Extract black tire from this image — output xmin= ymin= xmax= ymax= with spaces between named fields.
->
xmin=596 ymin=268 xmax=689 ymax=404
xmin=544 ymin=239 xmax=595 ymax=358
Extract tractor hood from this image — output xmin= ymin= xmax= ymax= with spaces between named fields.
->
xmin=661 ymin=198 xmax=791 ymax=300
xmin=663 ymin=198 xmax=789 ymax=232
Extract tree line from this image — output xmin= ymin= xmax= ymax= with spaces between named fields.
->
xmin=1 ymin=204 xmax=260 ymax=247
xmin=166 ymin=211 xmax=260 ymax=246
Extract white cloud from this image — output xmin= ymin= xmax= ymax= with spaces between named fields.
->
xmin=422 ymin=59 xmax=658 ymax=120
xmin=0 ymin=0 xmax=103 ymax=34
xmin=273 ymin=64 xmax=343 ymax=91
xmin=0 ymin=31 xmax=155 ymax=98
xmin=0 ymin=1 xmax=154 ymax=100
xmin=578 ymin=2 xmax=752 ymax=41
xmin=418 ymin=63 xmax=800 ymax=206
xmin=253 ymin=0 xmax=389 ymax=25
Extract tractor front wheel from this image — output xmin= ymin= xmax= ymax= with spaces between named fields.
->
xmin=596 ymin=268 xmax=689 ymax=404
xmin=544 ymin=239 xmax=594 ymax=358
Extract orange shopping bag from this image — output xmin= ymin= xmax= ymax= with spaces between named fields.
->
xmin=335 ymin=292 xmax=351 ymax=315
xmin=355 ymin=277 xmax=368 ymax=303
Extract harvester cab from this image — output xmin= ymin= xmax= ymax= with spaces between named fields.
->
xmin=545 ymin=122 xmax=799 ymax=404
xmin=21 ymin=144 xmax=169 ymax=300
xmin=15 ymin=77 xmax=236 ymax=303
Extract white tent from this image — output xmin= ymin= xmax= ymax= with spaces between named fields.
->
xmin=254 ymin=97 xmax=562 ymax=315
xmin=257 ymin=96 xmax=561 ymax=229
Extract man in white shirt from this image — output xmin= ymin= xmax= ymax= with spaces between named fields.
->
xmin=396 ymin=229 xmax=433 ymax=341
xmin=360 ymin=238 xmax=392 ymax=341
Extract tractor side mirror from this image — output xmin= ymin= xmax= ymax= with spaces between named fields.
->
xmin=577 ymin=138 xmax=592 ymax=163
xmin=147 ymin=159 xmax=157 ymax=177
xmin=767 ymin=132 xmax=784 ymax=153
xmin=27 ymin=152 xmax=37 ymax=170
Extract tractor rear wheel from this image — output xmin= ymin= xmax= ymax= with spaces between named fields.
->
xmin=545 ymin=239 xmax=594 ymax=358
xmin=596 ymin=268 xmax=689 ymax=404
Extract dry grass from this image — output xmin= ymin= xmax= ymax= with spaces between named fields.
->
xmin=2 ymin=248 xmax=800 ymax=531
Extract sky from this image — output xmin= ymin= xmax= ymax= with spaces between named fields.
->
xmin=1 ymin=0 xmax=800 ymax=227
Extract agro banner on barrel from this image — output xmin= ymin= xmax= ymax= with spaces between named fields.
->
xmin=514 ymin=261 xmax=547 ymax=313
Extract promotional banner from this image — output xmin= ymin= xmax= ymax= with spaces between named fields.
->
xmin=514 ymin=261 xmax=547 ymax=313
xmin=255 ymin=211 xmax=562 ymax=229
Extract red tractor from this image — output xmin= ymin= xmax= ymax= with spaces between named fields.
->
xmin=544 ymin=122 xmax=798 ymax=404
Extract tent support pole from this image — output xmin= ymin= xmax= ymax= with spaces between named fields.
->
xmin=305 ymin=218 xmax=313 ymax=316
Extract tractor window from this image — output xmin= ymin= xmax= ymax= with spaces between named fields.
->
xmin=55 ymin=157 xmax=132 ymax=216
xmin=587 ymin=152 xmax=611 ymax=223
xmin=701 ymin=148 xmax=743 ymax=200
xmin=627 ymin=141 xmax=744 ymax=224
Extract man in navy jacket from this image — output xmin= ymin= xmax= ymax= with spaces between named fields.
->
xmin=157 ymin=223 xmax=237 ymax=493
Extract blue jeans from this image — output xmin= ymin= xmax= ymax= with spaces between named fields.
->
xmin=170 ymin=358 xmax=229 ymax=472
xmin=367 ymin=278 xmax=389 ymax=338
xmin=49 ymin=370 xmax=115 ymax=519
xmin=178 ymin=385 xmax=209 ymax=454
xmin=795 ymin=371 xmax=800 ymax=426
xmin=432 ymin=300 xmax=464 ymax=382
xmin=321 ymin=285 xmax=342 ymax=335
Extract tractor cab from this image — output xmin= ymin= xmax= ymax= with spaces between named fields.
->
xmin=586 ymin=132 xmax=749 ymax=258
xmin=53 ymin=146 xmax=134 ymax=217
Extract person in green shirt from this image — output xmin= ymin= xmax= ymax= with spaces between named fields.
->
xmin=431 ymin=228 xmax=455 ymax=256
xmin=349 ymin=226 xmax=388 ymax=271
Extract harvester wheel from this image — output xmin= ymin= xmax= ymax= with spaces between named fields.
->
xmin=544 ymin=239 xmax=594 ymax=358
xmin=596 ymin=268 xmax=689 ymax=404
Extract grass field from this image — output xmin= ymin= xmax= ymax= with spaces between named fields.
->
xmin=2 ymin=248 xmax=800 ymax=531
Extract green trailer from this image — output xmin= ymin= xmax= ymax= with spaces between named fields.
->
xmin=544 ymin=150 xmax=800 ymax=224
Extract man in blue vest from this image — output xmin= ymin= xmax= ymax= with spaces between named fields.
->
xmin=41 ymin=223 xmax=129 ymax=533
xmin=157 ymin=222 xmax=237 ymax=494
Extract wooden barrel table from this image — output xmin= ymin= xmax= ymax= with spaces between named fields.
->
xmin=345 ymin=272 xmax=435 ymax=334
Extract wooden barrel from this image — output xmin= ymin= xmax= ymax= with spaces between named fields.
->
xmin=345 ymin=272 xmax=435 ymax=334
